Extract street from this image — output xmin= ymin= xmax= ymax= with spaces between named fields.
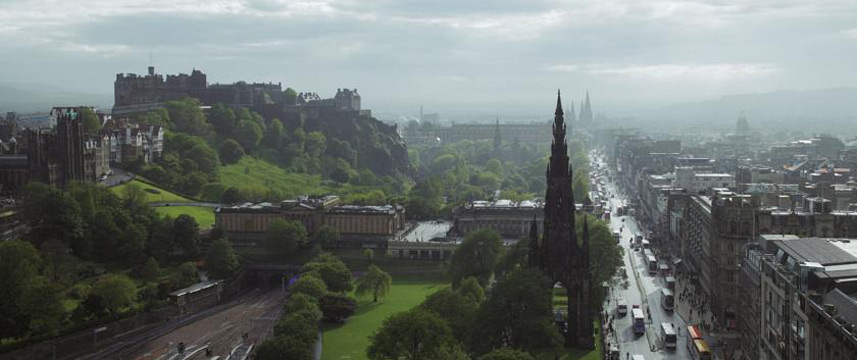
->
xmin=597 ymin=157 xmax=691 ymax=360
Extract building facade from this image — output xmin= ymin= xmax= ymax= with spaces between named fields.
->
xmin=451 ymin=200 xmax=543 ymax=239
xmin=215 ymin=195 xmax=406 ymax=247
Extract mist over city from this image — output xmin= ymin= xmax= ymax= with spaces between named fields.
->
xmin=1 ymin=1 xmax=857 ymax=360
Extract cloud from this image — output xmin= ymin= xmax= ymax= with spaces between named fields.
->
xmin=548 ymin=63 xmax=782 ymax=81
xmin=842 ymin=28 xmax=857 ymax=38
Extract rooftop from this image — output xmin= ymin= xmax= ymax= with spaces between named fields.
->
xmin=771 ymin=238 xmax=857 ymax=266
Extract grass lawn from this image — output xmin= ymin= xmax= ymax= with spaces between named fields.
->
xmin=220 ymin=157 xmax=330 ymax=199
xmin=111 ymin=179 xmax=194 ymax=203
xmin=154 ymin=206 xmax=215 ymax=228
xmin=322 ymin=273 xmax=448 ymax=360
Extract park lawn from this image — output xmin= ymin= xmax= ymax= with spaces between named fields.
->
xmin=219 ymin=157 xmax=330 ymax=199
xmin=321 ymin=273 xmax=448 ymax=360
xmin=155 ymin=206 xmax=215 ymax=228
xmin=111 ymin=179 xmax=194 ymax=203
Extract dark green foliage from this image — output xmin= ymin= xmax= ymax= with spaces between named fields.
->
xmin=302 ymin=253 xmax=352 ymax=293
xmin=421 ymin=288 xmax=478 ymax=340
xmin=274 ymin=309 xmax=321 ymax=341
xmin=80 ymin=107 xmax=101 ymax=137
xmin=449 ymin=228 xmax=502 ymax=288
xmin=477 ymin=348 xmax=535 ymax=360
xmin=173 ymin=214 xmax=201 ymax=258
xmin=205 ymin=238 xmax=238 ymax=279
xmin=285 ymin=293 xmax=319 ymax=314
xmin=255 ymin=334 xmax=315 ymax=360
xmin=166 ymin=98 xmax=211 ymax=138
xmin=456 ymin=277 xmax=485 ymax=304
xmin=265 ymin=219 xmax=307 ymax=256
xmin=367 ymin=308 xmax=456 ymax=360
xmin=319 ymin=293 xmax=356 ymax=323
xmin=89 ymin=274 xmax=137 ymax=316
xmin=0 ymin=240 xmax=44 ymax=339
xmin=313 ymin=225 xmax=340 ymax=249
xmin=219 ymin=139 xmax=245 ymax=164
xmin=235 ymin=119 xmax=262 ymax=153
xmin=469 ymin=268 xmax=562 ymax=355
xmin=209 ymin=103 xmax=237 ymax=136
xmin=290 ymin=274 xmax=328 ymax=300
xmin=141 ymin=257 xmax=161 ymax=281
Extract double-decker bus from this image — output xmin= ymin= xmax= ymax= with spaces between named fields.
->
xmin=647 ymin=255 xmax=658 ymax=274
xmin=687 ymin=325 xmax=703 ymax=354
xmin=632 ymin=308 xmax=645 ymax=335
xmin=660 ymin=322 xmax=677 ymax=349
xmin=691 ymin=339 xmax=712 ymax=360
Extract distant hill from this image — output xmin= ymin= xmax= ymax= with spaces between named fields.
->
xmin=0 ymin=83 xmax=112 ymax=113
xmin=641 ymin=87 xmax=857 ymax=133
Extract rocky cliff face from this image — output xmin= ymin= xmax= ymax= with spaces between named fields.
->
xmin=297 ymin=112 xmax=410 ymax=177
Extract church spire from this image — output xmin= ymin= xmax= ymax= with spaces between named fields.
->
xmin=493 ymin=118 xmax=502 ymax=151
xmin=579 ymin=90 xmax=593 ymax=126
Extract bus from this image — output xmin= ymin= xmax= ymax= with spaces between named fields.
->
xmin=660 ymin=322 xmax=677 ymax=349
xmin=603 ymin=210 xmax=611 ymax=221
xmin=687 ymin=325 xmax=703 ymax=354
xmin=635 ymin=233 xmax=643 ymax=248
xmin=647 ymin=255 xmax=658 ymax=274
xmin=617 ymin=298 xmax=628 ymax=316
xmin=691 ymin=339 xmax=712 ymax=360
xmin=632 ymin=308 xmax=645 ymax=335
xmin=616 ymin=205 xmax=625 ymax=216
xmin=613 ymin=231 xmax=621 ymax=243
xmin=641 ymin=239 xmax=651 ymax=250
xmin=661 ymin=288 xmax=675 ymax=311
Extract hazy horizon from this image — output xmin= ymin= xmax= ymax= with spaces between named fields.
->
xmin=2 ymin=0 xmax=857 ymax=119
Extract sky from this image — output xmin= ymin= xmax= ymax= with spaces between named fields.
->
xmin=1 ymin=0 xmax=857 ymax=117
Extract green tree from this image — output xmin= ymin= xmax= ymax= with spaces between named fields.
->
xmin=484 ymin=158 xmax=503 ymax=175
xmin=185 ymin=142 xmax=220 ymax=173
xmin=219 ymin=139 xmax=245 ymax=164
xmin=477 ymin=348 xmax=535 ymax=360
xmin=255 ymin=335 xmax=314 ymax=360
xmin=285 ymin=293 xmax=320 ymax=314
xmin=355 ymin=264 xmax=392 ymax=303
xmin=493 ymin=237 xmax=530 ymax=278
xmin=421 ymin=288 xmax=478 ymax=340
xmin=173 ymin=214 xmax=201 ymax=257
xmin=577 ymin=214 xmax=624 ymax=306
xmin=166 ymin=98 xmax=211 ymax=137
xmin=449 ymin=229 xmax=502 ymax=288
xmin=313 ymin=225 xmax=340 ymax=249
xmin=0 ymin=240 xmax=44 ymax=339
xmin=367 ymin=308 xmax=456 ymax=360
xmin=291 ymin=274 xmax=328 ymax=300
xmin=80 ymin=107 xmax=101 ymax=136
xmin=319 ymin=293 xmax=356 ymax=323
xmin=283 ymin=87 xmax=298 ymax=105
xmin=265 ymin=219 xmax=307 ymax=256
xmin=90 ymin=274 xmax=137 ymax=316
xmin=22 ymin=279 xmax=65 ymax=335
xmin=305 ymin=131 xmax=327 ymax=158
xmin=274 ymin=309 xmax=321 ymax=341
xmin=302 ymin=253 xmax=352 ymax=293
xmin=206 ymin=238 xmax=238 ymax=279
xmin=363 ymin=248 xmax=375 ymax=263
xmin=209 ymin=103 xmax=237 ymax=136
xmin=264 ymin=118 xmax=285 ymax=148
xmin=141 ymin=256 xmax=161 ymax=281
xmin=178 ymin=261 xmax=199 ymax=286
xmin=235 ymin=120 xmax=262 ymax=153
xmin=469 ymin=268 xmax=561 ymax=355
xmin=456 ymin=277 xmax=485 ymax=304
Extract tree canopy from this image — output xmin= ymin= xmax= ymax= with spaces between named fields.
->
xmin=449 ymin=228 xmax=502 ymax=288
xmin=355 ymin=264 xmax=392 ymax=303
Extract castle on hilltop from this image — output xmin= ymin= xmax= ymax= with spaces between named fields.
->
xmin=113 ymin=67 xmax=367 ymax=120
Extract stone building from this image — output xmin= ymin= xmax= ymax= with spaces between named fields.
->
xmin=451 ymin=199 xmax=543 ymax=239
xmin=215 ymin=195 xmax=405 ymax=247
xmin=757 ymin=237 xmax=857 ymax=360
xmin=100 ymin=119 xmax=163 ymax=164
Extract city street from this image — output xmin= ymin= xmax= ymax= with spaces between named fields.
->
xmin=597 ymin=157 xmax=691 ymax=360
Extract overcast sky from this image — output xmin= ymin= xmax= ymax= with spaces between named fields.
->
xmin=2 ymin=0 xmax=856 ymax=117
